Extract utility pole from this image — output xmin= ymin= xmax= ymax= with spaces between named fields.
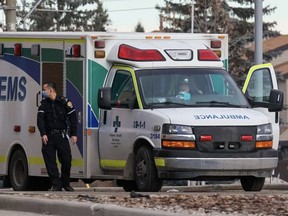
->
xmin=254 ymin=0 xmax=263 ymax=64
xmin=254 ymin=0 xmax=263 ymax=102
xmin=190 ymin=0 xmax=195 ymax=33
xmin=5 ymin=0 xmax=17 ymax=31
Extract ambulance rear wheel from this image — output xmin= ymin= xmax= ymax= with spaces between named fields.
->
xmin=240 ymin=176 xmax=265 ymax=191
xmin=135 ymin=146 xmax=162 ymax=192
xmin=9 ymin=149 xmax=29 ymax=191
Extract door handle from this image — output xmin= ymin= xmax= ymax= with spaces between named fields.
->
xmin=36 ymin=91 xmax=41 ymax=107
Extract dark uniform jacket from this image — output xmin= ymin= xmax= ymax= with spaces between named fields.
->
xmin=37 ymin=96 xmax=77 ymax=137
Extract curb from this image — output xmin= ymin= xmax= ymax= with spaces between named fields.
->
xmin=0 ymin=184 xmax=287 ymax=215
xmin=0 ymin=194 xmax=183 ymax=216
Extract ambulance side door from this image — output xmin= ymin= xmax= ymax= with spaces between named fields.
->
xmin=242 ymin=63 xmax=281 ymax=149
xmin=98 ymin=67 xmax=137 ymax=171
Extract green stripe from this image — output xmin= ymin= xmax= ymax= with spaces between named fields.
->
xmin=66 ymin=60 xmax=83 ymax=96
xmin=42 ymin=48 xmax=63 ymax=62
xmin=88 ymin=60 xmax=108 ymax=119
xmin=0 ymin=38 xmax=84 ymax=43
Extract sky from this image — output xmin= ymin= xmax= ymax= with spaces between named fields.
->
xmin=102 ymin=0 xmax=288 ymax=34
xmin=0 ymin=0 xmax=287 ymax=34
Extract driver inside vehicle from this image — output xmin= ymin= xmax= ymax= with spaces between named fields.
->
xmin=177 ymin=82 xmax=191 ymax=101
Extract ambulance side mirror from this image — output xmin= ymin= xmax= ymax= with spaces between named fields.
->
xmin=98 ymin=87 xmax=112 ymax=110
xmin=248 ymin=89 xmax=283 ymax=112
xmin=268 ymin=89 xmax=283 ymax=112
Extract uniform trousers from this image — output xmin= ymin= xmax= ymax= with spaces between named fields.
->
xmin=42 ymin=132 xmax=72 ymax=188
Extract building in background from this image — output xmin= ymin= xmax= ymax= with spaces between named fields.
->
xmin=263 ymin=35 xmax=288 ymax=140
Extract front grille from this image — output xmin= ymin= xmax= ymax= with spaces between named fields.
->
xmin=194 ymin=126 xmax=256 ymax=152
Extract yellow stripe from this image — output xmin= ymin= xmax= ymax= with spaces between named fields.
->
xmin=71 ymin=159 xmax=84 ymax=167
xmin=155 ymin=158 xmax=165 ymax=167
xmin=100 ymin=159 xmax=126 ymax=168
xmin=112 ymin=65 xmax=144 ymax=109
xmin=242 ymin=63 xmax=272 ymax=94
xmin=28 ymin=157 xmax=45 ymax=165
xmin=0 ymin=156 xmax=7 ymax=163
xmin=0 ymin=38 xmax=85 ymax=43
xmin=28 ymin=157 xmax=83 ymax=167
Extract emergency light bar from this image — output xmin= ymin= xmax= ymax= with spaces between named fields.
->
xmin=118 ymin=44 xmax=166 ymax=61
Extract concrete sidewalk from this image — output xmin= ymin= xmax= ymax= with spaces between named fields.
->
xmin=0 ymin=194 xmax=183 ymax=216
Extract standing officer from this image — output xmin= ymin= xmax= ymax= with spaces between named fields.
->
xmin=37 ymin=82 xmax=77 ymax=191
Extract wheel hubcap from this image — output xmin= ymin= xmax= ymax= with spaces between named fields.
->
xmin=14 ymin=160 xmax=25 ymax=186
xmin=136 ymin=159 xmax=147 ymax=178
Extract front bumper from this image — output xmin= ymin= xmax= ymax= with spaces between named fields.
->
xmin=154 ymin=148 xmax=278 ymax=179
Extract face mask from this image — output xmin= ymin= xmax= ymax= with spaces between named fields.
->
xmin=42 ymin=90 xmax=48 ymax=99
xmin=179 ymin=91 xmax=191 ymax=101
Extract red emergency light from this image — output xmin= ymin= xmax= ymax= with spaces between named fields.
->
xmin=241 ymin=135 xmax=253 ymax=142
xmin=118 ymin=44 xmax=166 ymax=61
xmin=14 ymin=43 xmax=22 ymax=56
xmin=14 ymin=125 xmax=21 ymax=132
xmin=95 ymin=41 xmax=105 ymax=48
xmin=198 ymin=49 xmax=220 ymax=61
xmin=199 ymin=135 xmax=213 ymax=141
xmin=210 ymin=40 xmax=221 ymax=48
xmin=72 ymin=44 xmax=81 ymax=57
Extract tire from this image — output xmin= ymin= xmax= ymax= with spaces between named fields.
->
xmin=9 ymin=150 xmax=29 ymax=191
xmin=117 ymin=180 xmax=137 ymax=192
xmin=135 ymin=146 xmax=162 ymax=192
xmin=240 ymin=176 xmax=265 ymax=191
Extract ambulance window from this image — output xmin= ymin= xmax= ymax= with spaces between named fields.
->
xmin=137 ymin=68 xmax=248 ymax=108
xmin=210 ymin=74 xmax=236 ymax=96
xmin=246 ymin=68 xmax=272 ymax=103
xmin=111 ymin=70 xmax=135 ymax=108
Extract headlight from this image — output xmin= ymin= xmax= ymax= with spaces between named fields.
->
xmin=162 ymin=124 xmax=195 ymax=149
xmin=256 ymin=123 xmax=273 ymax=149
xmin=257 ymin=124 xmax=272 ymax=134
xmin=163 ymin=124 xmax=193 ymax=134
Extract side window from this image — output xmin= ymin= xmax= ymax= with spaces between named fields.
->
xmin=210 ymin=74 xmax=236 ymax=96
xmin=111 ymin=70 xmax=135 ymax=108
xmin=247 ymin=68 xmax=272 ymax=102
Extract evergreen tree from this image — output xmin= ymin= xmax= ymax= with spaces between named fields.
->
xmin=20 ymin=0 xmax=110 ymax=31
xmin=156 ymin=0 xmax=280 ymax=85
xmin=135 ymin=22 xmax=145 ymax=32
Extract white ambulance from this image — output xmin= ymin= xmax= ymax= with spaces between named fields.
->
xmin=0 ymin=32 xmax=283 ymax=192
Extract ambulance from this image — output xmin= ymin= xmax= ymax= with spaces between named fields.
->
xmin=0 ymin=32 xmax=283 ymax=192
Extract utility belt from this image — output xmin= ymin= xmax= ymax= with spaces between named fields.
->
xmin=48 ymin=129 xmax=70 ymax=141
xmin=49 ymin=129 xmax=66 ymax=135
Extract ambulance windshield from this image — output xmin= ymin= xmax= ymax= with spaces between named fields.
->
xmin=136 ymin=68 xmax=249 ymax=109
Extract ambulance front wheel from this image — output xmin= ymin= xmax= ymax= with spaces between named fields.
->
xmin=240 ymin=176 xmax=265 ymax=191
xmin=135 ymin=146 xmax=162 ymax=192
xmin=9 ymin=149 xmax=29 ymax=191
